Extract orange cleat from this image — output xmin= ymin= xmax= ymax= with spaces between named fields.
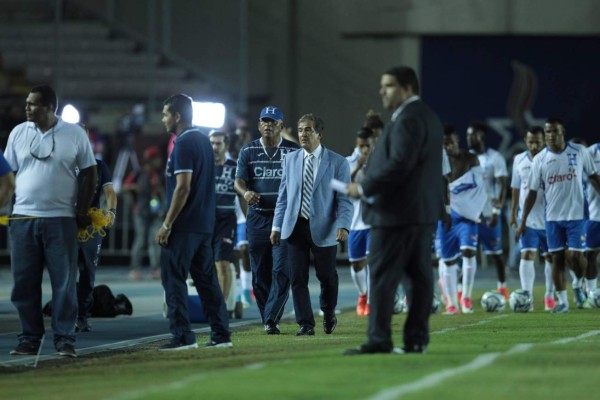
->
xmin=460 ymin=297 xmax=473 ymax=314
xmin=497 ymin=287 xmax=509 ymax=301
xmin=443 ymin=305 xmax=460 ymax=315
xmin=544 ymin=296 xmax=556 ymax=311
xmin=357 ymin=294 xmax=368 ymax=316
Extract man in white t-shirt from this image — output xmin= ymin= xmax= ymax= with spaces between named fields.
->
xmin=4 ymin=85 xmax=97 ymax=357
xmin=467 ymin=122 xmax=510 ymax=299
xmin=346 ymin=127 xmax=375 ymax=316
xmin=516 ymin=118 xmax=600 ymax=313
xmin=510 ymin=126 xmax=554 ymax=311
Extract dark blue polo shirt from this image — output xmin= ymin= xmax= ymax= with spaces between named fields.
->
xmin=166 ymin=128 xmax=215 ymax=233
xmin=215 ymin=158 xmax=237 ymax=216
xmin=77 ymin=159 xmax=112 ymax=208
xmin=236 ymin=138 xmax=299 ymax=212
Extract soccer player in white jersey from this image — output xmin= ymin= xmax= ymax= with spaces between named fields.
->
xmin=516 ymin=118 xmax=600 ymax=313
xmin=438 ymin=129 xmax=487 ymax=314
xmin=584 ymin=142 xmax=600 ymax=297
xmin=467 ymin=122 xmax=510 ymax=299
xmin=510 ymin=126 xmax=555 ymax=311
xmin=346 ymin=127 xmax=375 ymax=316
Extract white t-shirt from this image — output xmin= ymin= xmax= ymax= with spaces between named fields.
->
xmin=4 ymin=118 xmax=96 ymax=217
xmin=587 ymin=143 xmax=600 ymax=221
xmin=347 ymin=152 xmax=370 ymax=231
xmin=528 ymin=143 xmax=597 ymax=222
xmin=474 ymin=148 xmax=508 ymax=217
xmin=449 ymin=166 xmax=487 ymax=223
xmin=511 ymin=151 xmax=546 ymax=230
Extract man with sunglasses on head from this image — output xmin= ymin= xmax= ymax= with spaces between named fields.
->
xmin=4 ymin=85 xmax=97 ymax=358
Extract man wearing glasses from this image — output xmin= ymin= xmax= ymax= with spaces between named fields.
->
xmin=4 ymin=85 xmax=97 ymax=358
xmin=234 ymin=106 xmax=300 ymax=334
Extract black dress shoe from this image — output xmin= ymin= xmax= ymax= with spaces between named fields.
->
xmin=296 ymin=325 xmax=315 ymax=336
xmin=323 ymin=314 xmax=337 ymax=334
xmin=264 ymin=322 xmax=280 ymax=335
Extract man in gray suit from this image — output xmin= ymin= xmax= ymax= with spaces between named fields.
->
xmin=345 ymin=66 xmax=444 ymax=354
xmin=271 ymin=114 xmax=353 ymax=336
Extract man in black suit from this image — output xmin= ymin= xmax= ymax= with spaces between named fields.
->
xmin=345 ymin=66 xmax=443 ymax=355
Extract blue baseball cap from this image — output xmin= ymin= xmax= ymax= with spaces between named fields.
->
xmin=259 ymin=106 xmax=284 ymax=122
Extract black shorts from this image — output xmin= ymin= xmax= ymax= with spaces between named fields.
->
xmin=212 ymin=213 xmax=237 ymax=262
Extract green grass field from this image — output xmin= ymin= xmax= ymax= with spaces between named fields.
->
xmin=1 ymin=286 xmax=599 ymax=400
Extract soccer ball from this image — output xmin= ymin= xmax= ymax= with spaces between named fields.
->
xmin=480 ymin=291 xmax=506 ymax=312
xmin=431 ymin=294 xmax=441 ymax=314
xmin=588 ymin=288 xmax=600 ymax=308
xmin=509 ymin=289 xmax=532 ymax=312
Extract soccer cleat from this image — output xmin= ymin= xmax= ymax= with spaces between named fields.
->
xmin=497 ymin=287 xmax=509 ymax=301
xmin=443 ymin=305 xmax=460 ymax=315
xmin=544 ymin=296 xmax=556 ymax=311
xmin=551 ymin=303 xmax=569 ymax=314
xmin=573 ymin=287 xmax=591 ymax=309
xmin=460 ymin=297 xmax=473 ymax=314
xmin=356 ymin=294 xmax=368 ymax=316
xmin=364 ymin=303 xmax=370 ymax=316
xmin=128 ymin=269 xmax=143 ymax=281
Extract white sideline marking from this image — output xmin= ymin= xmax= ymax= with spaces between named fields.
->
xmin=368 ymin=330 xmax=600 ymax=400
xmin=108 ymin=374 xmax=206 ymax=400
xmin=431 ymin=315 xmax=509 ymax=335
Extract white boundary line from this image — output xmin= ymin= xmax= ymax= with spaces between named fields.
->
xmin=368 ymin=330 xmax=600 ymax=400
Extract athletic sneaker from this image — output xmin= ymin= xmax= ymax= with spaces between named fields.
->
xmin=10 ymin=342 xmax=40 ymax=355
xmin=544 ymin=296 xmax=556 ymax=311
xmin=204 ymin=340 xmax=233 ymax=348
xmin=443 ymin=305 xmax=460 ymax=315
xmin=159 ymin=340 xmax=198 ymax=351
xmin=497 ymin=287 xmax=509 ymax=301
xmin=57 ymin=343 xmax=77 ymax=358
xmin=574 ymin=287 xmax=591 ymax=309
xmin=356 ymin=294 xmax=368 ymax=316
xmin=460 ymin=297 xmax=473 ymax=314
xmin=551 ymin=303 xmax=569 ymax=314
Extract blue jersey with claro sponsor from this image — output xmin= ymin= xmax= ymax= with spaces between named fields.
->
xmin=236 ymin=137 xmax=300 ymax=212
xmin=215 ymin=158 xmax=237 ymax=216
xmin=166 ymin=128 xmax=215 ymax=233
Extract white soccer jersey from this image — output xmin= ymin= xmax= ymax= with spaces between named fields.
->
xmin=528 ymin=143 xmax=597 ymax=222
xmin=235 ymin=196 xmax=246 ymax=224
xmin=347 ymin=152 xmax=370 ymax=231
xmin=475 ymin=148 xmax=508 ymax=217
xmin=511 ymin=151 xmax=546 ymax=230
xmin=587 ymin=143 xmax=600 ymax=221
xmin=449 ymin=165 xmax=487 ymax=222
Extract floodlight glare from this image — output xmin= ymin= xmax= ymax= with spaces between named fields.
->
xmin=192 ymin=102 xmax=226 ymax=128
xmin=61 ymin=104 xmax=80 ymax=124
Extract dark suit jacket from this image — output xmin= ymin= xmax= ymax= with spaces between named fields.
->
xmin=361 ymin=99 xmax=443 ymax=228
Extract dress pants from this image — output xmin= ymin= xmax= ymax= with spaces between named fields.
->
xmin=288 ymin=217 xmax=338 ymax=328
xmin=367 ymin=225 xmax=434 ymax=350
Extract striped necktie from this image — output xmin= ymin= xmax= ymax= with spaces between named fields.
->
xmin=301 ymin=154 xmax=314 ymax=219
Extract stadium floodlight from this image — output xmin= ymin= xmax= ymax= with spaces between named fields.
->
xmin=192 ymin=102 xmax=226 ymax=129
xmin=61 ymin=104 xmax=80 ymax=124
